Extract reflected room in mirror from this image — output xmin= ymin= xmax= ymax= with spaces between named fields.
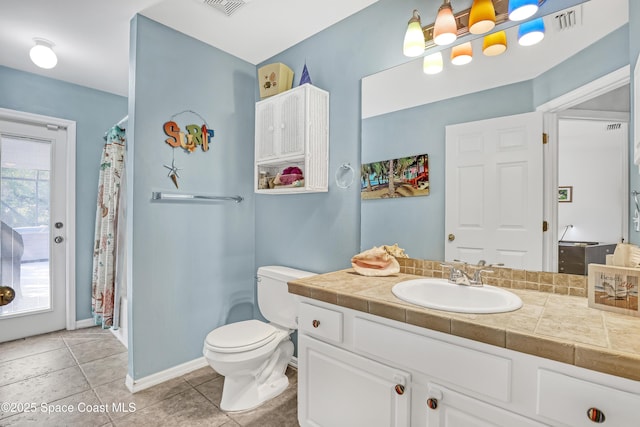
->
xmin=360 ymin=0 xmax=630 ymax=273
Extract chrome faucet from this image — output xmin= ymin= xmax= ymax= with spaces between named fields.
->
xmin=441 ymin=261 xmax=493 ymax=287
xmin=442 ymin=262 xmax=473 ymax=286
xmin=470 ymin=269 xmax=494 ymax=287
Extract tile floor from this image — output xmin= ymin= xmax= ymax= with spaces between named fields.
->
xmin=0 ymin=327 xmax=299 ymax=426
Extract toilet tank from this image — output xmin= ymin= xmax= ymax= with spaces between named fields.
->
xmin=257 ymin=265 xmax=315 ymax=329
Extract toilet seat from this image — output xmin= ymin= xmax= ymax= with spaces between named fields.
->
xmin=205 ymin=319 xmax=280 ymax=353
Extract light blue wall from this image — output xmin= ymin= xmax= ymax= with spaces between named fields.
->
xmin=0 ymin=65 xmax=127 ymax=320
xmin=253 ymin=0 xmax=429 ymax=275
xmin=532 ymin=25 xmax=629 ymax=107
xmin=127 ymin=15 xmax=256 ymax=379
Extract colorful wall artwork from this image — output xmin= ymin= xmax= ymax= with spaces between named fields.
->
xmin=361 ymin=153 xmax=429 ymax=200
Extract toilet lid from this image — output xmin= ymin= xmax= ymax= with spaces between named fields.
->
xmin=205 ymin=320 xmax=277 ymax=353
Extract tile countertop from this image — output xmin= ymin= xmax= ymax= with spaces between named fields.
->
xmin=288 ymin=269 xmax=640 ymax=382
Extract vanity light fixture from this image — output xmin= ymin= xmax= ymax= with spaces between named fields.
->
xmin=423 ymin=51 xmax=444 ymax=74
xmin=402 ymin=0 xmax=549 ymax=53
xmin=451 ymin=42 xmax=473 ymax=65
xmin=403 ymin=10 xmax=426 ymax=57
xmin=469 ymin=0 xmax=496 ymax=35
xmin=483 ymin=30 xmax=507 ymax=56
xmin=508 ymin=0 xmax=539 ymax=21
xmin=30 ymin=38 xmax=57 ymax=69
xmin=518 ymin=17 xmax=545 ymax=46
xmin=433 ymin=0 xmax=458 ymax=46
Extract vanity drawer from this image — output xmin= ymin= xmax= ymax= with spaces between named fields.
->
xmin=537 ymin=369 xmax=640 ymax=426
xmin=354 ymin=317 xmax=512 ymax=402
xmin=299 ymin=303 xmax=343 ymax=344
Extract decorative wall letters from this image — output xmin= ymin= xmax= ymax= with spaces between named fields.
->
xmin=162 ymin=110 xmax=214 ymax=189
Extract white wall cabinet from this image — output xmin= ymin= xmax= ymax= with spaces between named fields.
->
xmin=255 ymin=84 xmax=329 ymax=194
xmin=296 ymin=298 xmax=640 ymax=427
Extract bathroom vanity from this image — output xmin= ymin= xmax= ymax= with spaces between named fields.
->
xmin=289 ymin=269 xmax=640 ymax=427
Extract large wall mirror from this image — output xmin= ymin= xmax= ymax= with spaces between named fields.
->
xmin=360 ymin=0 xmax=631 ymax=273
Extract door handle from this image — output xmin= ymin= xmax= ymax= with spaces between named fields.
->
xmin=448 ymin=233 xmax=455 ymax=242
xmin=54 ymin=236 xmax=64 ymax=244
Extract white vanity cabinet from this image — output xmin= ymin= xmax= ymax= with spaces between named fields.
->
xmin=415 ymin=383 xmax=545 ymax=427
xmin=296 ymin=298 xmax=640 ymax=427
xmin=298 ymin=303 xmax=411 ymax=427
xmin=254 ymin=83 xmax=329 ymax=194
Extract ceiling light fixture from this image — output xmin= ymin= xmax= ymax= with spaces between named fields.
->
xmin=518 ymin=17 xmax=545 ymax=46
xmin=423 ymin=52 xmax=444 ymax=75
xmin=469 ymin=0 xmax=496 ymax=35
xmin=30 ymin=38 xmax=57 ymax=69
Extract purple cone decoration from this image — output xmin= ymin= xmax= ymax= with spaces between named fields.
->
xmin=299 ymin=63 xmax=312 ymax=85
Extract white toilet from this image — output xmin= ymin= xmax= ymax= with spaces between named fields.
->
xmin=203 ymin=265 xmax=315 ymax=412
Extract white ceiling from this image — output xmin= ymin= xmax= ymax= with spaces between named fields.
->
xmin=0 ymin=0 xmax=379 ymax=97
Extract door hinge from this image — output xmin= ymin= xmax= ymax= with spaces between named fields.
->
xmin=542 ymin=133 xmax=548 ymax=144
xmin=543 ymin=221 xmax=548 ymax=232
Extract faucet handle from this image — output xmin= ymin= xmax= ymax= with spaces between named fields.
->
xmin=472 ymin=269 xmax=494 ymax=285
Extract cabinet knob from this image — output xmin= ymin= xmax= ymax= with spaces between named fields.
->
xmin=394 ymin=384 xmax=405 ymax=395
xmin=426 ymin=398 xmax=438 ymax=410
xmin=586 ymin=408 xmax=605 ymax=423
xmin=312 ymin=319 xmax=320 ymax=328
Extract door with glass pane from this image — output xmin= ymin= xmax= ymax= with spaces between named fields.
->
xmin=0 ymin=117 xmax=68 ymax=342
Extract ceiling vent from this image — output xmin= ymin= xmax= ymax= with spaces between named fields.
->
xmin=552 ymin=6 xmax=582 ymax=32
xmin=202 ymin=0 xmax=250 ymax=16
xmin=607 ymin=123 xmax=622 ymax=131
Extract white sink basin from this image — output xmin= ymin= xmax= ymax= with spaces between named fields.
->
xmin=392 ymin=278 xmax=522 ymax=314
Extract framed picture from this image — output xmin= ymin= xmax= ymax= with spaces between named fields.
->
xmin=361 ymin=153 xmax=429 ymax=200
xmin=558 ymin=186 xmax=573 ymax=203
xmin=588 ymin=264 xmax=640 ymax=318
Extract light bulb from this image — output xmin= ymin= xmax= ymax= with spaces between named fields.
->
xmin=423 ymin=52 xmax=444 ymax=75
xmin=403 ymin=10 xmax=426 ymax=57
xmin=518 ymin=18 xmax=545 ymax=46
xmin=451 ymin=42 xmax=473 ymax=65
xmin=483 ymin=31 xmax=507 ymax=56
xmin=30 ymin=39 xmax=57 ymax=69
xmin=469 ymin=0 xmax=496 ymax=35
xmin=508 ymin=0 xmax=539 ymax=22
xmin=433 ymin=1 xmax=458 ymax=46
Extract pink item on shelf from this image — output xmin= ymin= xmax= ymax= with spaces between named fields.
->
xmin=279 ymin=166 xmax=303 ymax=185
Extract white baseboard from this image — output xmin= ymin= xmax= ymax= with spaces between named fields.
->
xmin=75 ymin=318 xmax=96 ymax=329
xmin=110 ymin=327 xmax=128 ymax=349
xmin=125 ymin=357 xmax=209 ymax=393
xmin=289 ymin=356 xmax=298 ymax=369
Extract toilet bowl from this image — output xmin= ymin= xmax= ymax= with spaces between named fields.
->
xmin=203 ymin=266 xmax=315 ymax=412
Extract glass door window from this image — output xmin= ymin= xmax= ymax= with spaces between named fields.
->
xmin=0 ymin=136 xmax=52 ymax=317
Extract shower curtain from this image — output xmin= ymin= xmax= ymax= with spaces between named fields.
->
xmin=91 ymin=125 xmax=126 ymax=328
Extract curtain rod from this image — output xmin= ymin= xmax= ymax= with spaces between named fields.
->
xmin=151 ymin=192 xmax=243 ymax=203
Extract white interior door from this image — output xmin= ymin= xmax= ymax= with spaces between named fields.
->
xmin=0 ymin=116 xmax=69 ymax=342
xmin=445 ymin=112 xmax=543 ymax=270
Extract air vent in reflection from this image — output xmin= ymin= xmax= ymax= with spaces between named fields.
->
xmin=606 ymin=123 xmax=622 ymax=131
xmin=553 ymin=7 xmax=582 ymax=32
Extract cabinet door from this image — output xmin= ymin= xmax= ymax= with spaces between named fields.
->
xmin=278 ymin=88 xmax=306 ymax=157
xmin=255 ymin=101 xmax=277 ymax=161
xmin=299 ymin=335 xmax=410 ymax=427
xmin=418 ymin=384 xmax=544 ymax=427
